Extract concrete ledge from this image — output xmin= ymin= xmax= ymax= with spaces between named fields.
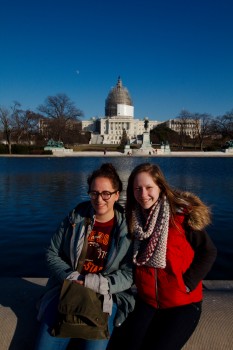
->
xmin=0 ymin=278 xmax=232 ymax=350
xmin=0 ymin=278 xmax=46 ymax=350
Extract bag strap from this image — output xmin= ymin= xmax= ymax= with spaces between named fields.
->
xmin=76 ymin=219 xmax=91 ymax=273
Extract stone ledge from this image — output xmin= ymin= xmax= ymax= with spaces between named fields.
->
xmin=0 ymin=278 xmax=232 ymax=350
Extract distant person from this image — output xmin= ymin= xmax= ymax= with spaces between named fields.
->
xmin=121 ymin=162 xmax=217 ymax=350
xmin=34 ymin=163 xmax=135 ymax=350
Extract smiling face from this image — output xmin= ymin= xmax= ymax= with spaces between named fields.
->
xmin=133 ymin=172 xmax=161 ymax=210
xmin=90 ymin=176 xmax=119 ymax=222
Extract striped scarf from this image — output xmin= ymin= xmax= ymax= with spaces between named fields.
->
xmin=132 ymin=196 xmax=170 ymax=268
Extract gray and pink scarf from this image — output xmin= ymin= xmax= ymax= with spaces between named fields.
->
xmin=132 ymin=196 xmax=170 ymax=268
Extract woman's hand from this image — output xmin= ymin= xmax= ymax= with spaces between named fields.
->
xmin=66 ymin=271 xmax=84 ymax=284
xmin=72 ymin=280 xmax=84 ymax=285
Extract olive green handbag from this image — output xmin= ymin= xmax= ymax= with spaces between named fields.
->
xmin=51 ymin=280 xmax=109 ymax=339
xmin=51 ymin=219 xmax=109 ymax=339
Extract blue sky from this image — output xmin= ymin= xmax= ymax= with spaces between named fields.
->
xmin=1 ymin=0 xmax=233 ymax=121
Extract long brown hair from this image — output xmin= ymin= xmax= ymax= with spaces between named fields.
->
xmin=125 ymin=163 xmax=211 ymax=234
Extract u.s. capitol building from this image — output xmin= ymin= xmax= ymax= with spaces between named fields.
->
xmin=81 ymin=77 xmax=160 ymax=145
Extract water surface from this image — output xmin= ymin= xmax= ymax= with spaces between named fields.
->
xmin=0 ymin=156 xmax=232 ymax=279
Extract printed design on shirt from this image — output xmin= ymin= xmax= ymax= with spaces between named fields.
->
xmin=88 ymin=229 xmax=110 ymax=245
xmin=81 ymin=219 xmax=113 ymax=274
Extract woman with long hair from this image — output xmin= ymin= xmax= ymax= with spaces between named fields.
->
xmin=123 ymin=162 xmax=217 ymax=350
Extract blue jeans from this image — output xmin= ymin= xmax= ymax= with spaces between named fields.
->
xmin=34 ymin=295 xmax=117 ymax=350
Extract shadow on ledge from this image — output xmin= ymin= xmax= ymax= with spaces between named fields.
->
xmin=0 ymin=277 xmax=47 ymax=350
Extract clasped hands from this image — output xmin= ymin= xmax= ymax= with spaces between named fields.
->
xmin=66 ymin=271 xmax=109 ymax=294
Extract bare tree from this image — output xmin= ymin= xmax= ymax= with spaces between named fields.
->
xmin=12 ymin=105 xmax=29 ymax=144
xmin=212 ymin=110 xmax=233 ymax=141
xmin=0 ymin=102 xmax=21 ymax=154
xmin=192 ymin=113 xmax=213 ymax=151
xmin=0 ymin=107 xmax=12 ymax=153
xmin=19 ymin=110 xmax=42 ymax=145
xmin=38 ymin=93 xmax=83 ymax=142
xmin=176 ymin=110 xmax=193 ymax=148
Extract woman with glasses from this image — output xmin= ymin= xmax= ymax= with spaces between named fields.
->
xmin=35 ymin=163 xmax=135 ymax=350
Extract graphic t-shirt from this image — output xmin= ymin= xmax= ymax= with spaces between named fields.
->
xmin=81 ymin=217 xmax=114 ymax=275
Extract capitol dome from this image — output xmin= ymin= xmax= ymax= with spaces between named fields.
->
xmin=105 ymin=77 xmax=133 ymax=117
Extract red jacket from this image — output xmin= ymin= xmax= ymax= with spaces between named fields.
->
xmin=134 ymin=214 xmax=217 ymax=309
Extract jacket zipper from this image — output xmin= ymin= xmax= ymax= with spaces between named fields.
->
xmin=155 ymin=268 xmax=160 ymax=308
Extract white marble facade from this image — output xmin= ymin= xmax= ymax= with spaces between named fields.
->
xmin=82 ymin=77 xmax=160 ymax=145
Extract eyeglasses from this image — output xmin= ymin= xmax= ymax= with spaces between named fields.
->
xmin=88 ymin=191 xmax=118 ymax=200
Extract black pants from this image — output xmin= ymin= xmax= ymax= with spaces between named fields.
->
xmin=108 ymin=298 xmax=202 ymax=350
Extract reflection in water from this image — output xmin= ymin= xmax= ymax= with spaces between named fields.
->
xmin=0 ymin=156 xmax=233 ymax=279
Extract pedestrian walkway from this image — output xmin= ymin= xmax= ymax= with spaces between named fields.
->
xmin=1 ymin=150 xmax=233 ymax=157
xmin=0 ymin=278 xmax=232 ymax=349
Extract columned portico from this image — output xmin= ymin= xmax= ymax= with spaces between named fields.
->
xmin=83 ymin=77 xmax=160 ymax=145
